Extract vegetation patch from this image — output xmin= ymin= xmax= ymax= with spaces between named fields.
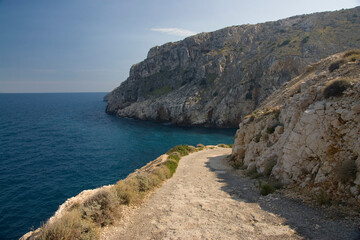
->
xmin=316 ymin=191 xmax=331 ymax=206
xmin=217 ymin=144 xmax=232 ymax=148
xmin=263 ymin=158 xmax=277 ymax=176
xmin=167 ymin=145 xmax=193 ymax=156
xmin=336 ymin=158 xmax=357 ymax=183
xmin=323 ymin=79 xmax=352 ymax=98
xmin=196 ymin=143 xmax=205 ymax=151
xmin=343 ymin=49 xmax=360 ymax=62
xmin=278 ymin=39 xmax=291 ymax=47
xmin=246 ymin=165 xmax=262 ymax=179
xmin=301 ymin=36 xmax=310 ymax=44
xmin=168 ymin=152 xmax=181 ymax=162
xmin=38 ymin=210 xmax=98 ymax=240
xmin=260 ymin=183 xmax=275 ymax=196
xmin=165 ymin=159 xmax=178 ymax=176
xmin=35 ymin=145 xmax=197 ymax=240
xmin=328 ymin=59 xmax=345 ymax=72
xmin=227 ymin=154 xmax=244 ymax=169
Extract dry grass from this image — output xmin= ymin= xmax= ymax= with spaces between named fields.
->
xmin=38 ymin=210 xmax=98 ymax=240
xmin=35 ymin=145 xmax=191 ymax=240
xmin=342 ymin=49 xmax=360 ymax=62
xmin=81 ymin=189 xmax=119 ymax=227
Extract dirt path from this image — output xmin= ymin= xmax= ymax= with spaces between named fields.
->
xmin=102 ymin=148 xmax=360 ymax=240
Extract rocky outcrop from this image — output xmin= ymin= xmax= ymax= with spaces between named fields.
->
xmin=232 ymin=50 xmax=360 ymax=205
xmin=106 ymin=7 xmax=360 ymax=127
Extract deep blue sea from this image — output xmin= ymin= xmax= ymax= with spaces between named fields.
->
xmin=0 ymin=93 xmax=235 ymax=240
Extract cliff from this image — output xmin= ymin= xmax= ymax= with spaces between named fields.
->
xmin=232 ymin=49 xmax=360 ymax=206
xmin=106 ymin=7 xmax=360 ymax=128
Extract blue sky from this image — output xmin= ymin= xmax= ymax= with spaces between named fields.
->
xmin=0 ymin=0 xmax=359 ymax=93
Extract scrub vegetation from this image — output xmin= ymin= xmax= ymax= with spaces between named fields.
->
xmin=34 ymin=145 xmax=199 ymax=240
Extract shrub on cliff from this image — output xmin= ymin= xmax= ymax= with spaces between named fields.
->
xmin=168 ymin=152 xmax=180 ymax=162
xmin=81 ymin=189 xmax=119 ymax=227
xmin=167 ymin=145 xmax=193 ymax=156
xmin=34 ymin=145 xmax=193 ymax=240
xmin=38 ymin=210 xmax=98 ymax=240
xmin=328 ymin=59 xmax=345 ymax=72
xmin=323 ymin=79 xmax=351 ymax=98
xmin=165 ymin=159 xmax=178 ymax=176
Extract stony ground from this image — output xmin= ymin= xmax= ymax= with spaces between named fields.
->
xmin=102 ymin=148 xmax=360 ymax=240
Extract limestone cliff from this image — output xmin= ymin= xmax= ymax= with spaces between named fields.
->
xmin=106 ymin=7 xmax=360 ymax=127
xmin=232 ymin=50 xmax=360 ymax=205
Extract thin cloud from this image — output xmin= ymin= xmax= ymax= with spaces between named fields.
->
xmin=150 ymin=28 xmax=196 ymax=37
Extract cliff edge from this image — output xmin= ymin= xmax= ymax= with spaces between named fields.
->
xmin=106 ymin=7 xmax=360 ymax=127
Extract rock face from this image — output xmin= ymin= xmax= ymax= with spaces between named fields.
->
xmin=232 ymin=50 xmax=360 ymax=205
xmin=106 ymin=7 xmax=360 ymax=127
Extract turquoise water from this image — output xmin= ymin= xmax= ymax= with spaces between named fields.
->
xmin=0 ymin=93 xmax=236 ymax=239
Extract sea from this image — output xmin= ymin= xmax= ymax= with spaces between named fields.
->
xmin=0 ymin=92 xmax=236 ymax=240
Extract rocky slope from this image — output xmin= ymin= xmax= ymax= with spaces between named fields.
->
xmin=232 ymin=50 xmax=360 ymax=206
xmin=106 ymin=7 xmax=360 ymax=127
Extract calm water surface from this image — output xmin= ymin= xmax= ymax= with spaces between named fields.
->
xmin=0 ymin=93 xmax=236 ymax=239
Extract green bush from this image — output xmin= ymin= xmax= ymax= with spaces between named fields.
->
xmin=323 ymin=79 xmax=351 ymax=98
xmin=167 ymin=145 xmax=190 ymax=156
xmin=168 ymin=153 xmax=180 ymax=162
xmin=260 ymin=183 xmax=275 ymax=196
xmin=165 ymin=159 xmax=178 ymax=176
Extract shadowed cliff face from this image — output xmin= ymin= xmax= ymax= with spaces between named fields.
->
xmin=106 ymin=7 xmax=360 ymax=128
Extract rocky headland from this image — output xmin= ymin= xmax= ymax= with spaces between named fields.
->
xmin=106 ymin=7 xmax=360 ymax=128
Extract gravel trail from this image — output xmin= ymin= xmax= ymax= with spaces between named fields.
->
xmin=102 ymin=148 xmax=360 ymax=240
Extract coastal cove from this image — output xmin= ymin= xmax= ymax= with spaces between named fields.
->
xmin=0 ymin=93 xmax=235 ymax=240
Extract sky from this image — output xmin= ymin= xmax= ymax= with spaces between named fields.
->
xmin=0 ymin=0 xmax=359 ymax=93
